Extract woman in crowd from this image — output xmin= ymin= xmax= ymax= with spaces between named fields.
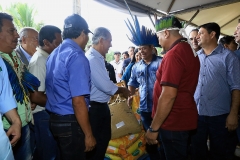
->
xmin=219 ymin=35 xmax=238 ymax=51
xmin=135 ymin=50 xmax=142 ymax=62
xmin=121 ymin=48 xmax=138 ymax=86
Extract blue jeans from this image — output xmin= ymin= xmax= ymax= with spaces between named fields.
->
xmin=191 ymin=114 xmax=229 ymax=160
xmin=33 ymin=110 xmax=59 ymax=160
xmin=140 ymin=111 xmax=161 ymax=160
xmin=159 ymin=128 xmax=189 ymax=160
xmin=50 ymin=114 xmax=86 ymax=160
xmin=12 ymin=124 xmax=32 ymax=160
xmin=86 ymin=102 xmax=111 ymax=160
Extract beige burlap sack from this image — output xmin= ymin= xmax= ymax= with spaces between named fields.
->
xmin=109 ymin=95 xmax=141 ymax=139
xmin=108 ymin=81 xmax=126 ymax=104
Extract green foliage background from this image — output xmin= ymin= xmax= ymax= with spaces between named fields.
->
xmin=0 ymin=3 xmax=44 ymax=31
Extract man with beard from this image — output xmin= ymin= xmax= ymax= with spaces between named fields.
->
xmin=146 ymin=15 xmax=200 ymax=159
xmin=0 ymin=12 xmax=40 ymax=160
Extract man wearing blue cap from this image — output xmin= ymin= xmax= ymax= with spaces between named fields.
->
xmin=45 ymin=14 xmax=96 ymax=160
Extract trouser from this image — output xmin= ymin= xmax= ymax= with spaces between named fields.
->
xmin=159 ymin=129 xmax=189 ymax=160
xmin=191 ymin=114 xmax=230 ymax=160
xmin=33 ymin=110 xmax=59 ymax=160
xmin=86 ymin=101 xmax=111 ymax=160
xmin=49 ymin=113 xmax=86 ymax=160
xmin=140 ymin=111 xmax=162 ymax=160
xmin=12 ymin=124 xmax=32 ymax=160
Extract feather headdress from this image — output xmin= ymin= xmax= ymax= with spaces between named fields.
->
xmin=3 ymin=59 xmax=40 ymax=104
xmin=155 ymin=15 xmax=183 ymax=33
xmin=125 ymin=15 xmax=160 ymax=47
xmin=155 ymin=15 xmax=197 ymax=57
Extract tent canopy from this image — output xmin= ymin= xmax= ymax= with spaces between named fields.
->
xmin=94 ymin=0 xmax=240 ymax=35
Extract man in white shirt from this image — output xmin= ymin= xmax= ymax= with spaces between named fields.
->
xmin=110 ymin=51 xmax=123 ymax=83
xmin=28 ymin=25 xmax=62 ymax=160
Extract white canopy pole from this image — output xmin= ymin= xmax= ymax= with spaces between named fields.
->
xmin=73 ymin=0 xmax=81 ymax=15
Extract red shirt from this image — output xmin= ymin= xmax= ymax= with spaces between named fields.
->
xmin=152 ymin=38 xmax=200 ymax=131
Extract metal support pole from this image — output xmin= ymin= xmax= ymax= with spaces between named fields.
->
xmin=73 ymin=0 xmax=81 ymax=15
xmin=148 ymin=13 xmax=155 ymax=27
xmin=185 ymin=10 xmax=199 ymax=28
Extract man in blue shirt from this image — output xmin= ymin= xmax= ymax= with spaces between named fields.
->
xmin=45 ymin=14 xmax=96 ymax=160
xmin=128 ymin=46 xmax=162 ymax=160
xmin=0 ymin=56 xmax=21 ymax=160
xmin=191 ymin=22 xmax=240 ymax=160
xmin=85 ymin=27 xmax=130 ymax=160
xmin=126 ymin=16 xmax=162 ymax=159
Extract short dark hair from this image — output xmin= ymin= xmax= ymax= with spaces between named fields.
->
xmin=199 ymin=22 xmax=220 ymax=40
xmin=63 ymin=14 xmax=91 ymax=40
xmin=0 ymin=12 xmax=13 ymax=32
xmin=39 ymin=25 xmax=61 ymax=47
xmin=114 ymin=51 xmax=121 ymax=55
xmin=122 ymin=51 xmax=129 ymax=57
xmin=219 ymin=35 xmax=235 ymax=45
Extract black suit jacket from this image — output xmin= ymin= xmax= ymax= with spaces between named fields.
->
xmin=15 ymin=45 xmax=29 ymax=66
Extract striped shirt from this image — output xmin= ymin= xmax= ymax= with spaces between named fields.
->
xmin=86 ymin=47 xmax=118 ymax=103
xmin=194 ymin=45 xmax=240 ymax=116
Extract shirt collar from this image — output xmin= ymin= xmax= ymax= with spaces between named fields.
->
xmin=161 ymin=38 xmax=188 ymax=55
xmin=169 ymin=38 xmax=188 ymax=51
xmin=89 ymin=47 xmax=104 ymax=60
xmin=113 ymin=59 xmax=122 ymax=64
xmin=139 ymin=54 xmax=157 ymax=65
xmin=20 ymin=45 xmax=32 ymax=62
xmin=63 ymin=39 xmax=84 ymax=52
xmin=36 ymin=47 xmax=49 ymax=58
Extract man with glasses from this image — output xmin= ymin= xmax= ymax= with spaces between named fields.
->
xmin=0 ymin=12 xmax=40 ymax=160
xmin=16 ymin=27 xmax=39 ymax=66
xmin=45 ymin=14 xmax=96 ymax=160
xmin=189 ymin=29 xmax=201 ymax=52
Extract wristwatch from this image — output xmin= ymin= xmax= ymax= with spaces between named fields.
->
xmin=148 ymin=127 xmax=159 ymax=133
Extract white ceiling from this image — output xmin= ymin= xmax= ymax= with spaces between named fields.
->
xmin=95 ymin=0 xmax=240 ymax=35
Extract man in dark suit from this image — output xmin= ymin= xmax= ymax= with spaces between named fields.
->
xmin=15 ymin=27 xmax=38 ymax=66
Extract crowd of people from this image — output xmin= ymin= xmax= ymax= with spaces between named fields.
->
xmin=0 ymin=9 xmax=240 ymax=160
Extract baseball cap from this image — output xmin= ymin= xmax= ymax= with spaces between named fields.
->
xmin=64 ymin=14 xmax=93 ymax=34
